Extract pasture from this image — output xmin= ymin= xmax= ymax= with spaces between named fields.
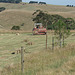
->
xmin=0 ymin=32 xmax=75 ymax=75
xmin=0 ymin=32 xmax=51 ymax=69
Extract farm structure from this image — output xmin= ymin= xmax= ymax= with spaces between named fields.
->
xmin=32 ymin=23 xmax=47 ymax=35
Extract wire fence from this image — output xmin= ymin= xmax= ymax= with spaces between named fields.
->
xmin=0 ymin=33 xmax=75 ymax=75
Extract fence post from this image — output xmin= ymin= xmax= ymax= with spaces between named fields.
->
xmin=46 ymin=22 xmax=48 ymax=49
xmin=59 ymin=34 xmax=62 ymax=48
xmin=46 ymin=32 xmax=47 ymax=49
xmin=63 ymin=35 xmax=64 ymax=47
xmin=52 ymin=37 xmax=54 ymax=50
xmin=21 ymin=46 xmax=24 ymax=74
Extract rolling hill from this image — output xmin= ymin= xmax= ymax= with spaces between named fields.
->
xmin=0 ymin=3 xmax=75 ymax=31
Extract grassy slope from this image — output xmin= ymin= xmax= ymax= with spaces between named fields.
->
xmin=0 ymin=3 xmax=75 ymax=31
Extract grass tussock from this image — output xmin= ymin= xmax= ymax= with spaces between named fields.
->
xmin=1 ymin=44 xmax=75 ymax=75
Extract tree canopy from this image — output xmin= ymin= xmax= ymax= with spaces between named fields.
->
xmin=32 ymin=10 xmax=75 ymax=30
xmin=0 ymin=0 xmax=22 ymax=3
xmin=0 ymin=7 xmax=6 ymax=12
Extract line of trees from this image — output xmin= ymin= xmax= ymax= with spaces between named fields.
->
xmin=29 ymin=1 xmax=46 ymax=4
xmin=32 ymin=10 xmax=75 ymax=30
xmin=0 ymin=0 xmax=22 ymax=3
xmin=66 ymin=5 xmax=74 ymax=7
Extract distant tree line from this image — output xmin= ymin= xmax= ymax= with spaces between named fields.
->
xmin=29 ymin=1 xmax=38 ymax=4
xmin=29 ymin=1 xmax=46 ymax=4
xmin=66 ymin=5 xmax=74 ymax=7
xmin=33 ymin=10 xmax=75 ymax=30
xmin=0 ymin=0 xmax=22 ymax=3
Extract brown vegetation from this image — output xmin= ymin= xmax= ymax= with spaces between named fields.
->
xmin=0 ymin=3 xmax=75 ymax=31
xmin=26 ymin=42 xmax=33 ymax=45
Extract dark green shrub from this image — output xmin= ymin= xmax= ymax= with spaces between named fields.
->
xmin=11 ymin=26 xmax=20 ymax=30
xmin=0 ymin=0 xmax=22 ymax=3
xmin=0 ymin=7 xmax=6 ymax=12
xmin=21 ymin=23 xmax=24 ymax=26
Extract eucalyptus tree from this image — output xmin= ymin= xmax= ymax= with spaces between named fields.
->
xmin=32 ymin=10 xmax=71 ymax=48
xmin=54 ymin=20 xmax=70 ymax=47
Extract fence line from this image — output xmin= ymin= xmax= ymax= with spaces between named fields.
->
xmin=0 ymin=36 xmax=75 ymax=74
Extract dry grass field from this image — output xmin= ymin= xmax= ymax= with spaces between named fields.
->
xmin=0 ymin=32 xmax=75 ymax=75
xmin=0 ymin=3 xmax=75 ymax=31
xmin=0 ymin=3 xmax=75 ymax=75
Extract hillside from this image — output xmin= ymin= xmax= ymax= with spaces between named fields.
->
xmin=0 ymin=3 xmax=75 ymax=31
xmin=0 ymin=33 xmax=75 ymax=75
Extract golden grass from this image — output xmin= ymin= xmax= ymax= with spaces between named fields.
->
xmin=1 ymin=44 xmax=75 ymax=75
xmin=0 ymin=32 xmax=75 ymax=75
xmin=0 ymin=10 xmax=34 ymax=31
xmin=0 ymin=3 xmax=75 ymax=31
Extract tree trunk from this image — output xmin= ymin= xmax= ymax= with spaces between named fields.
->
xmin=59 ymin=34 xmax=62 ymax=48
xmin=52 ymin=37 xmax=54 ymax=50
xmin=63 ymin=35 xmax=64 ymax=47
xmin=45 ymin=20 xmax=48 ymax=49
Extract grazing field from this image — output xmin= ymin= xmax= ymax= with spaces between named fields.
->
xmin=0 ymin=32 xmax=75 ymax=75
xmin=0 ymin=32 xmax=52 ymax=69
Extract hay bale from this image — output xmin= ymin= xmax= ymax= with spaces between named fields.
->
xmin=72 ymin=33 xmax=75 ymax=36
xmin=17 ymin=49 xmax=25 ymax=54
xmin=16 ymin=33 xmax=20 ymax=35
xmin=24 ymin=39 xmax=29 ymax=42
xmin=26 ymin=42 xmax=33 ymax=45
xmin=17 ymin=50 xmax=21 ymax=54
xmin=9 ymin=63 xmax=14 ymax=68
xmin=0 ymin=34 xmax=3 ymax=36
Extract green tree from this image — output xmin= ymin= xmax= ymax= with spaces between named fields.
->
xmin=0 ymin=7 xmax=6 ymax=12
xmin=65 ymin=18 xmax=75 ymax=30
xmin=54 ymin=20 xmax=70 ymax=47
xmin=11 ymin=26 xmax=20 ymax=30
xmin=0 ymin=0 xmax=22 ymax=3
xmin=32 ymin=10 xmax=75 ymax=30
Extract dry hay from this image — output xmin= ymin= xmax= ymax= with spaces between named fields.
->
xmin=8 ymin=63 xmax=14 ymax=69
xmin=71 ymin=33 xmax=75 ymax=36
xmin=11 ymin=49 xmax=25 ymax=54
xmin=17 ymin=49 xmax=25 ymax=54
xmin=0 ymin=34 xmax=3 ymax=36
xmin=21 ymin=39 xmax=29 ymax=43
xmin=16 ymin=33 xmax=20 ymax=35
xmin=24 ymin=39 xmax=29 ymax=42
xmin=26 ymin=42 xmax=34 ymax=45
